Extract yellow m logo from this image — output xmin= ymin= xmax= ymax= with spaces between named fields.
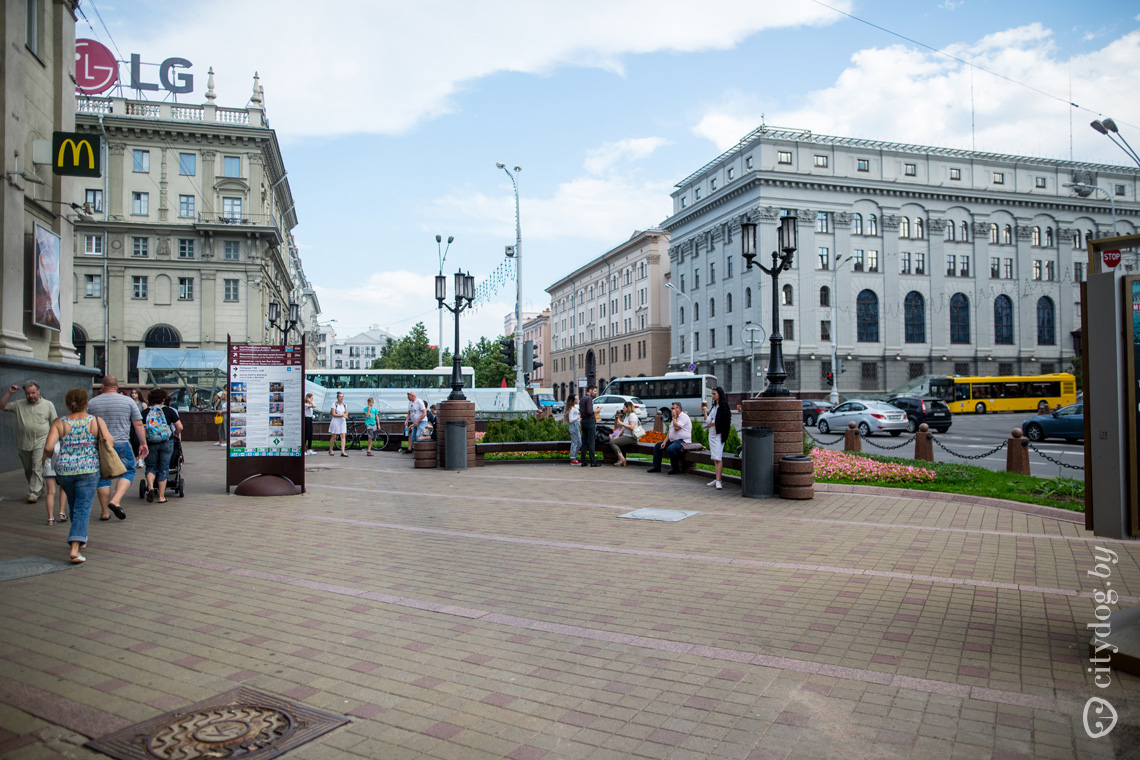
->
xmin=57 ymin=139 xmax=96 ymax=169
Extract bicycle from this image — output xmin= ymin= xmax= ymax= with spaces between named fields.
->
xmin=347 ymin=418 xmax=390 ymax=452
xmin=345 ymin=418 xmax=364 ymax=451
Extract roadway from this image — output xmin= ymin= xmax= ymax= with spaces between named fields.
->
xmin=732 ymin=410 xmax=1085 ymax=479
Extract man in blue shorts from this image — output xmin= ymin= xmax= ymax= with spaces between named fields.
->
xmin=87 ymin=376 xmax=148 ymax=520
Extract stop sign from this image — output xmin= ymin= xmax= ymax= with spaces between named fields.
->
xmin=1103 ymin=249 xmax=1122 ymax=269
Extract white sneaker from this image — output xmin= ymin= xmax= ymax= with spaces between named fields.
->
xmin=707 ymin=480 xmax=717 ymax=487
xmin=715 ymin=481 xmax=723 ymax=490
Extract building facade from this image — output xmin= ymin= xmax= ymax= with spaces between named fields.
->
xmin=662 ymin=126 xmax=1139 ymax=394
xmin=504 ymin=310 xmax=541 ymax=339
xmin=70 ymin=75 xmax=317 ymax=385
xmin=547 ymin=229 xmax=671 ymax=400
xmin=0 ymin=1 xmax=101 ymax=472
xmin=521 ymin=308 xmax=550 ymax=388
xmin=333 ymin=325 xmax=397 ymax=369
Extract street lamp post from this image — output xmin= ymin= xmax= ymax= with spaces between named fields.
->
xmin=435 ymin=269 xmax=476 ymax=401
xmin=435 ymin=234 xmax=454 ymax=367
xmin=742 ymin=215 xmax=797 ymax=396
xmin=496 ymin=163 xmax=524 ymax=391
xmin=267 ymin=301 xmax=300 ymax=346
xmin=665 ymin=283 xmax=693 ymax=369
xmin=1091 ymin=118 xmax=1140 ymax=168
xmin=742 ymin=322 xmax=766 ymax=396
xmin=1063 ymin=183 xmax=1117 ymax=235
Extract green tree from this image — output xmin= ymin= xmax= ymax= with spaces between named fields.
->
xmin=371 ymin=322 xmax=438 ymax=370
xmin=461 ymin=335 xmax=513 ymax=388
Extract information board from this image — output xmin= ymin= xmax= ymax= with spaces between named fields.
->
xmin=226 ymin=340 xmax=306 ymax=494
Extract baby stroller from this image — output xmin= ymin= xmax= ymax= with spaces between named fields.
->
xmin=138 ymin=436 xmax=186 ymax=499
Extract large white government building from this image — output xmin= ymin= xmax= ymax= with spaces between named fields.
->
xmin=661 ymin=126 xmax=1139 ymax=395
xmin=70 ymin=74 xmax=319 ymax=384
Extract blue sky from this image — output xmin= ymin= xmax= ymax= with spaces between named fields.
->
xmin=84 ymin=1 xmax=1140 ymax=344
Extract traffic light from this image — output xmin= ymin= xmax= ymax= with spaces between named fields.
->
xmin=499 ymin=338 xmax=516 ymax=367
xmin=524 ymin=373 xmax=531 ymax=387
xmin=826 ymin=372 xmax=833 ymax=387
xmin=836 ymin=358 xmax=845 ymax=375
xmin=523 ymin=340 xmax=535 ymax=373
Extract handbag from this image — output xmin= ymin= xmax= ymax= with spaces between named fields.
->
xmin=633 ymin=424 xmax=646 ymax=439
xmin=96 ymin=419 xmax=126 ymax=479
xmin=214 ymin=413 xmax=224 ymax=425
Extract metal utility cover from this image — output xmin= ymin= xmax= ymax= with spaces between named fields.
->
xmin=618 ymin=508 xmax=699 ymax=522
xmin=85 ymin=687 xmax=348 ymax=760
xmin=0 ymin=556 xmax=75 ymax=582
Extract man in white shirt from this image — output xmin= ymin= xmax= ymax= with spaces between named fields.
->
xmin=646 ymin=402 xmax=691 ymax=474
xmin=404 ymin=391 xmax=427 ymax=450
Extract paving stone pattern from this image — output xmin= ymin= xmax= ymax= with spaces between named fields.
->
xmin=0 ymin=443 xmax=1138 ymax=759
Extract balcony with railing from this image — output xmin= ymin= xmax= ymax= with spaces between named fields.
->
xmin=77 ymin=97 xmax=264 ymax=128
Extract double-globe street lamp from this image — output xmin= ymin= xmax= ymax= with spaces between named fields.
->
xmin=436 ymin=270 xmax=476 ymax=401
xmin=267 ymin=300 xmax=300 ymax=346
xmin=741 ymin=214 xmax=797 ymax=396
xmin=435 ymin=234 xmax=454 ymax=367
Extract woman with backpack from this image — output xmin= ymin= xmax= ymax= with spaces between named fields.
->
xmin=142 ymin=388 xmax=183 ymax=503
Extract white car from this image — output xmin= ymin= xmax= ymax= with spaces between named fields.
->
xmin=816 ymin=400 xmax=909 ymax=437
xmin=592 ymin=394 xmax=648 ymax=423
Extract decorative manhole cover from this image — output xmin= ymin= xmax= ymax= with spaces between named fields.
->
xmin=617 ymin=508 xmax=699 ymax=522
xmin=85 ymin=687 xmax=347 ymax=760
xmin=0 ymin=556 xmax=75 ymax=582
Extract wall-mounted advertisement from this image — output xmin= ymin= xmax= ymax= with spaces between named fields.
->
xmin=33 ymin=223 xmax=61 ymax=331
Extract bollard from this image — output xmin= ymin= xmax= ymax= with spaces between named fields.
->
xmin=653 ymin=409 xmax=664 ymax=434
xmin=843 ymin=421 xmax=862 ymax=453
xmin=914 ymin=423 xmax=934 ymax=462
xmin=1006 ymin=428 xmax=1031 ymax=475
xmin=778 ymin=455 xmax=814 ymax=500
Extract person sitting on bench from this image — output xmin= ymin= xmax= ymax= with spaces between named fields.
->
xmin=647 ymin=402 xmax=691 ymax=474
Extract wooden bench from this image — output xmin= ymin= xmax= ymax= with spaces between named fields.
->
xmin=473 ymin=439 xmax=740 ymax=474
xmin=629 ymin=442 xmax=742 ymax=473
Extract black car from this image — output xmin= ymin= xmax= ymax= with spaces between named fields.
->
xmin=801 ymin=399 xmax=832 ymax=427
xmin=884 ymin=396 xmax=953 ymax=434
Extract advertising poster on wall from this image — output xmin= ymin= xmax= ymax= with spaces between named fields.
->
xmin=33 ymin=223 xmax=61 ymax=331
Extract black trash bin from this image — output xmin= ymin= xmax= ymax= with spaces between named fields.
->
xmin=445 ymin=420 xmax=467 ymax=470
xmin=741 ymin=427 xmax=774 ymax=498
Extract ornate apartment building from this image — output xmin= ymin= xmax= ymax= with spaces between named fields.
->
xmin=662 ymin=126 xmax=1139 ymax=394
xmin=547 ymin=229 xmax=671 ymax=400
xmin=70 ymin=74 xmax=318 ymax=384
xmin=522 ymin=308 xmax=550 ymax=388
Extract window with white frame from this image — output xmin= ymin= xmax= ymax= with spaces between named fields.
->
xmin=950 ymin=167 xmax=962 ymax=180
xmin=745 ymin=156 xmax=753 ymax=170
xmin=222 ymin=197 xmax=242 ymax=220
xmin=178 ymin=277 xmax=194 ymax=301
xmin=727 ymin=167 xmax=734 ymax=180
xmin=856 ymin=158 xmax=869 ymax=172
xmin=224 ymin=156 xmax=241 ymax=177
xmin=1117 ymin=184 xmax=1126 ymax=197
xmin=178 ymin=239 xmax=195 ymax=258
xmin=224 ymin=279 xmax=239 ymax=302
xmin=84 ymin=274 xmax=101 ymax=297
xmin=814 ymin=155 xmax=828 ymax=167
xmin=853 ymin=249 xmax=864 ymax=271
xmin=904 ymin=163 xmax=916 ymax=176
xmin=133 ymin=150 xmax=150 ymax=173
xmin=84 ymin=235 xmax=103 ymax=255
xmin=901 ymin=251 xmax=911 ymax=274
xmin=867 ymin=250 xmax=879 ymax=272
xmin=993 ymin=172 xmax=1005 ymax=184
xmin=85 ymin=189 xmax=103 ymax=212
xmin=946 ymin=255 xmax=956 ymax=276
xmin=132 ymin=192 xmax=149 ymax=215
xmin=1035 ymin=177 xmax=1046 ymax=189
xmin=224 ymin=241 xmax=240 ymax=260
xmin=818 ymin=247 xmax=830 ymax=269
xmin=132 ymin=276 xmax=148 ymax=299
xmin=179 ymin=195 xmax=195 ymax=218
xmin=132 ymin=237 xmax=148 ymax=257
xmin=816 ymin=211 xmax=830 ymax=233
xmin=915 ymin=252 xmax=926 ymax=274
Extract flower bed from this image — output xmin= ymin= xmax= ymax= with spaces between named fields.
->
xmin=810 ymin=448 xmax=935 ymax=484
xmin=638 ymin=431 xmax=666 ymax=444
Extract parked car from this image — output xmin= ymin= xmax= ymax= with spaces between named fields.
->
xmin=801 ymin=399 xmax=833 ymax=427
xmin=1021 ymin=402 xmax=1084 ymax=443
xmin=592 ymin=394 xmax=648 ymax=422
xmin=553 ymin=400 xmax=565 ymax=415
xmin=885 ymin=395 xmax=953 ymax=434
xmin=817 ymin=400 xmax=909 ymax=437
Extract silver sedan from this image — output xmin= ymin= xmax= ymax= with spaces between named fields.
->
xmin=816 ymin=400 xmax=909 ymax=437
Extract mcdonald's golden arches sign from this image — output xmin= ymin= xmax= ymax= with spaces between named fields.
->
xmin=51 ymin=132 xmax=101 ymax=178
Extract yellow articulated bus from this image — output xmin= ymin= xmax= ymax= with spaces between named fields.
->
xmin=928 ymin=373 xmax=1077 ymax=414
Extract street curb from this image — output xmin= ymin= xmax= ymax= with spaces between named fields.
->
xmin=813 ymin=482 xmax=1084 ymax=523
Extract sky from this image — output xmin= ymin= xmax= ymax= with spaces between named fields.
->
xmin=82 ymin=0 xmax=1140 ymax=348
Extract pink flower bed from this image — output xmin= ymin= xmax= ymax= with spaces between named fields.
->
xmin=810 ymin=448 xmax=935 ymax=484
xmin=475 ymin=431 xmax=486 ymax=442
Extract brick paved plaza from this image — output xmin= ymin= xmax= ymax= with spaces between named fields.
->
xmin=1 ymin=443 xmax=1138 ymax=759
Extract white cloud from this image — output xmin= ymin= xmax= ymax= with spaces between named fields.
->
xmin=584 ymin=137 xmax=671 ymax=174
xmin=108 ymin=0 xmax=850 ymax=138
xmin=691 ymin=23 xmax=1140 ymax=165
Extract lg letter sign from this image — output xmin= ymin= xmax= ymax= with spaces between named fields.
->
xmin=75 ymin=39 xmax=194 ymax=96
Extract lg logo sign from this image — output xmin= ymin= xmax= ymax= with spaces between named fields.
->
xmin=76 ymin=39 xmax=194 ymax=96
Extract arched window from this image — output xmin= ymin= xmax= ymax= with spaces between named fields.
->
xmin=726 ymin=293 xmax=733 ymax=313
xmin=1032 ymin=226 xmax=1041 ymax=246
xmin=1045 ymin=227 xmax=1054 ymax=247
xmin=945 ymin=222 xmax=955 ymax=241
xmin=899 ymin=217 xmax=910 ymax=238
xmin=1037 ymin=297 xmax=1055 ymax=345
xmin=852 ymin=213 xmax=863 ymax=235
xmin=709 ymin=298 xmax=715 ymax=318
xmin=694 ymin=302 xmax=700 ymax=321
xmin=72 ymin=325 xmax=87 ymax=364
xmin=144 ymin=325 xmax=181 ymax=348
xmin=588 ymin=285 xmax=594 ymax=299
xmin=914 ymin=218 xmax=924 ymax=239
xmin=1073 ymin=230 xmax=1082 ymax=249
xmin=1002 ymin=225 xmax=1012 ymax=245
xmin=745 ymin=288 xmax=752 ymax=308
xmin=868 ymin=214 xmax=879 ymax=236
xmin=782 ymin=284 xmax=793 ymax=306
xmin=989 ymin=223 xmax=999 ymax=244
xmin=679 ymin=306 xmax=685 ymax=325
xmin=949 ymin=294 xmax=970 ymax=344
xmin=904 ymin=292 xmax=925 ymax=343
xmin=856 ymin=290 xmax=879 ymax=342
xmin=820 ymin=286 xmax=830 ymax=307
xmin=960 ymin=222 xmax=969 ymax=242
xmin=994 ymin=295 xmax=1014 ymax=345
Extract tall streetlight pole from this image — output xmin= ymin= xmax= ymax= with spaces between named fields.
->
xmin=497 ymin=163 xmax=524 ymax=390
xmin=435 ymin=234 xmax=454 ymax=367
xmin=665 ymin=283 xmax=693 ymax=369
xmin=742 ymin=322 xmax=765 ymax=396
xmin=1063 ymin=183 xmax=1118 ymax=236
xmin=829 ymin=253 xmax=850 ymax=405
xmin=1091 ymin=118 xmax=1140 ymax=168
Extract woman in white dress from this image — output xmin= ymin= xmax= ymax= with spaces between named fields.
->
xmin=329 ymin=392 xmax=348 ymax=457
xmin=703 ymin=386 xmax=731 ymax=490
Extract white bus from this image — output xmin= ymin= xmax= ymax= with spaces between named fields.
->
xmin=305 ymin=367 xmax=536 ymax=419
xmin=603 ymin=372 xmax=717 ymax=418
